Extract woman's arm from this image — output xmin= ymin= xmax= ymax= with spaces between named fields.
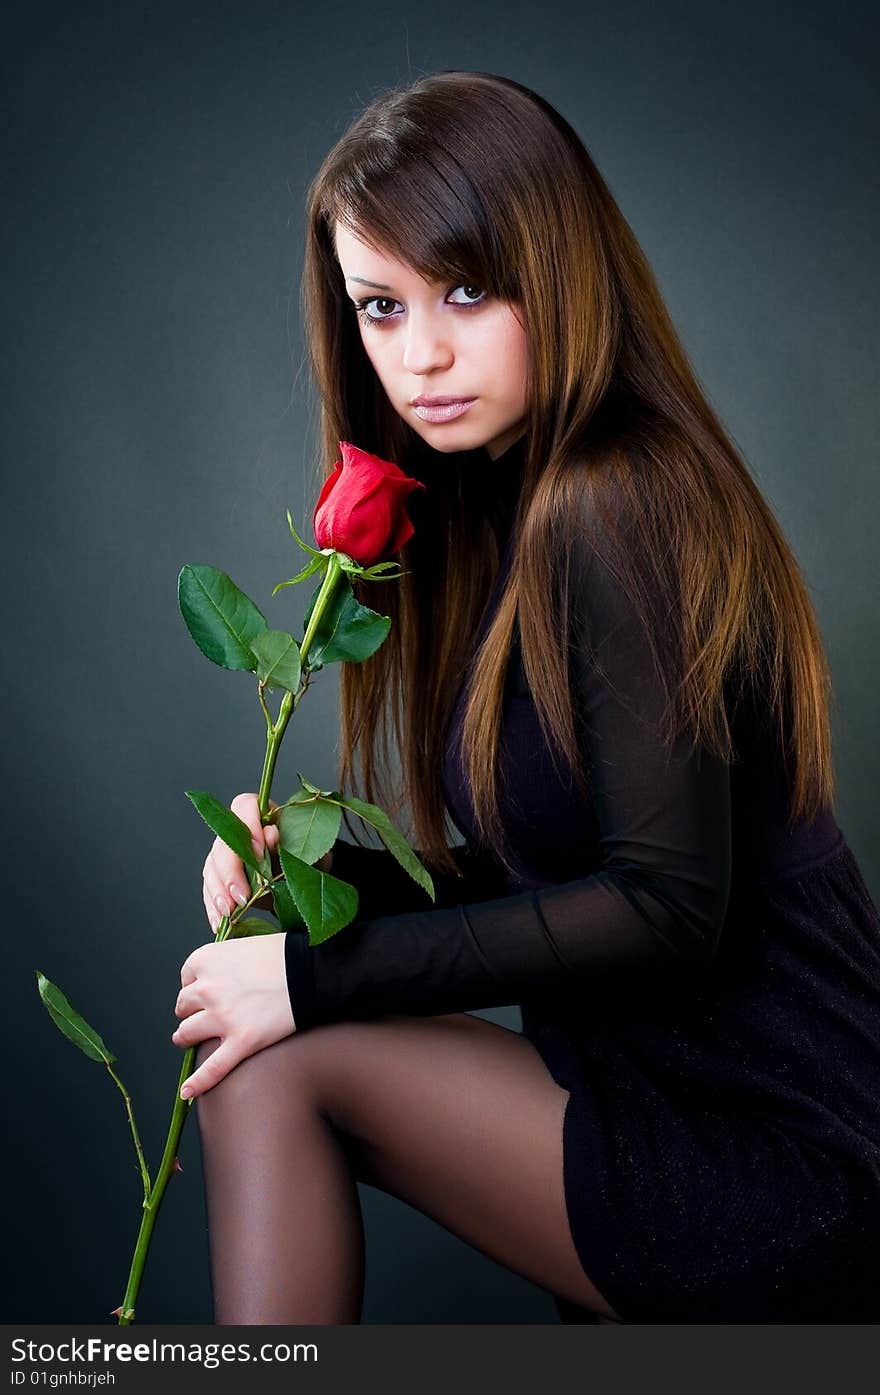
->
xmin=285 ymin=528 xmax=732 ymax=1031
xmin=327 ymin=837 xmax=509 ymax=919
xmin=254 ymin=838 xmax=506 ymax=918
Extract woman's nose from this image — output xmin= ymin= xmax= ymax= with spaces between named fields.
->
xmin=401 ymin=316 xmax=453 ymax=375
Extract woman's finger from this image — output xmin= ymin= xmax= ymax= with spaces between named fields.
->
xmin=204 ymin=823 xmax=257 ymax=918
xmin=171 ymin=1006 xmax=212 ymax=1049
xmin=201 ymin=793 xmax=283 ymax=928
xmin=202 ymin=796 xmax=262 ymax=895
xmin=207 ymin=860 xmax=249 ymax=911
xmin=202 ymin=864 xmax=238 ymax=926
xmin=206 ymin=837 xmax=250 ymax=899
xmin=219 ymin=792 xmax=281 ymax=871
xmin=180 ymin=956 xmax=200 ymax=988
xmin=174 ymin=980 xmax=203 ymax=1018
xmin=203 ymin=887 xmax=221 ymax=931
xmin=230 ymin=792 xmax=269 ymax=856
xmin=232 ymin=791 xmax=282 ymax=855
xmin=179 ymin=1035 xmax=245 ymax=1100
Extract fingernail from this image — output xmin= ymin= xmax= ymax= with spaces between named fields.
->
xmin=230 ymin=884 xmax=249 ymax=906
xmin=214 ymin=894 xmax=231 ymax=916
xmin=180 ymin=1086 xmax=192 ymax=1099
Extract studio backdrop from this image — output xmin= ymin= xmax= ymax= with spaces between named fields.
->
xmin=3 ymin=0 xmax=877 ymax=1324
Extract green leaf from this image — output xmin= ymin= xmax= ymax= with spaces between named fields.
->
xmin=286 ymin=509 xmax=325 ymax=558
xmin=305 ymin=576 xmax=391 ymax=668
xmin=271 ymin=876 xmax=307 ymax=931
xmin=178 ymin=565 xmax=268 ymax=670
xmin=229 ymin=916 xmax=281 ymax=939
xmin=272 ymin=553 xmax=327 ymax=595
xmin=250 ymin=629 xmax=302 ymax=693
xmin=185 ymin=790 xmax=272 ymax=878
xmin=358 ymin=560 xmax=409 ymax=579
xmin=35 ymin=971 xmax=116 ymax=1064
xmin=296 ymin=772 xmax=330 ymax=797
xmin=278 ymin=848 xmax=359 ymax=946
xmin=320 ymin=597 xmax=390 ymax=665
xmin=338 ymin=795 xmax=435 ymax=902
xmin=277 ymin=797 xmax=341 ymax=866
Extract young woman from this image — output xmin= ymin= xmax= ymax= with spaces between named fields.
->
xmin=173 ymin=71 xmax=880 ymax=1324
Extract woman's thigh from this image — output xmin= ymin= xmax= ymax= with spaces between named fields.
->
xmin=246 ymin=1010 xmax=620 ymax=1320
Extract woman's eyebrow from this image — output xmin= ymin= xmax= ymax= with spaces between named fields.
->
xmin=345 ymin=276 xmax=395 ymax=290
xmin=344 ymin=273 xmax=451 ymax=292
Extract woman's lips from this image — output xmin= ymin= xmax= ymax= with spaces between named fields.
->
xmin=412 ymin=398 xmax=476 ymax=423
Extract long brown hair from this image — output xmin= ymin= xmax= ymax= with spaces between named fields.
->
xmin=300 ymin=70 xmax=835 ymax=882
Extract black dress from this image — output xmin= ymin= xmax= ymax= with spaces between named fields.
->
xmin=285 ymin=433 xmax=880 ymax=1323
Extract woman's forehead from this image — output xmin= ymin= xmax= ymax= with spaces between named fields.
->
xmin=334 ymin=222 xmax=449 ymax=287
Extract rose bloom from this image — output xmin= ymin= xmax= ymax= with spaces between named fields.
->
xmin=313 ymin=441 xmax=425 ymax=567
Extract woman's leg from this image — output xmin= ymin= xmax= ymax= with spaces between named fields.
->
xmin=194 ymin=1011 xmax=621 ymax=1324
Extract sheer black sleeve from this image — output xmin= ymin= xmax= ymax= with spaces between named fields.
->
xmin=285 ymin=529 xmax=732 ymax=1031
xmin=325 ymin=837 xmax=509 ymax=921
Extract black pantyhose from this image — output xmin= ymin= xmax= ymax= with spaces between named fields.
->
xmin=193 ymin=1012 xmax=621 ymax=1324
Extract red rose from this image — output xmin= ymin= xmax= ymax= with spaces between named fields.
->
xmin=312 ymin=442 xmax=426 ymax=567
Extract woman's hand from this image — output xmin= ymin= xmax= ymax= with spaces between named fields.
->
xmin=201 ymin=791 xmax=281 ymax=930
xmin=201 ymin=790 xmax=334 ymax=930
xmin=172 ymin=933 xmax=295 ymax=1099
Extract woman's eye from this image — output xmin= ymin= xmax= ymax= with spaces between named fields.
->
xmin=353 ymin=284 xmax=487 ymax=329
xmin=448 ymin=285 xmax=487 ymax=306
xmin=352 ymin=296 xmax=397 ymax=324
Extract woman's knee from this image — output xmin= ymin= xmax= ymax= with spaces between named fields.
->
xmin=191 ymin=1028 xmax=322 ymax=1124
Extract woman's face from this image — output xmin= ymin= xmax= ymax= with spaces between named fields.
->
xmin=333 ymin=222 xmax=529 ymax=461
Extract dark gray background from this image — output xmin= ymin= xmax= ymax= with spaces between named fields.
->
xmin=3 ymin=0 xmax=877 ymax=1325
